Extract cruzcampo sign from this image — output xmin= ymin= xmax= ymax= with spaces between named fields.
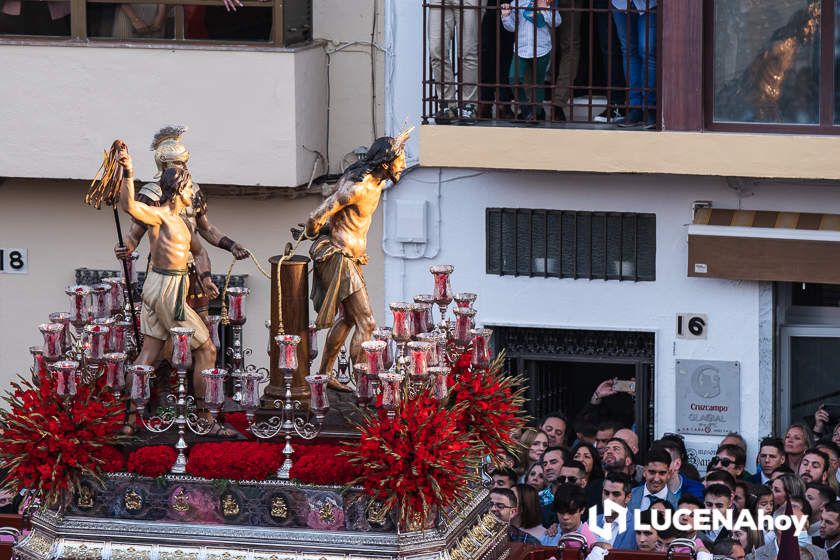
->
xmin=675 ymin=359 xmax=740 ymax=436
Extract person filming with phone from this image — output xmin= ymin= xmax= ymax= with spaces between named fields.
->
xmin=582 ymin=377 xmax=637 ymax=432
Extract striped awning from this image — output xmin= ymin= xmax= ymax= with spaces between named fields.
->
xmin=688 ymin=209 xmax=840 ymax=283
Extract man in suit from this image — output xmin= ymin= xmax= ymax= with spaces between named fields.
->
xmin=596 ymin=471 xmax=636 ymax=550
xmin=628 ymin=446 xmax=679 ymax=512
xmin=699 ymin=483 xmax=733 ymax=549
xmin=818 ymin=501 xmax=840 ymax=560
xmin=752 ymin=437 xmax=787 ymax=486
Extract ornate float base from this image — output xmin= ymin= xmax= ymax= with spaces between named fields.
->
xmin=15 ymin=476 xmax=509 ymax=560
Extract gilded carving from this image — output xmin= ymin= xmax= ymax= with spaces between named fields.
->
xmin=111 ymin=546 xmax=152 ymax=560
xmin=221 ymin=494 xmax=240 ymax=518
xmin=123 ymin=490 xmax=142 ymax=512
xmin=63 ymin=542 xmax=103 ymax=560
xmin=159 ymin=548 xmax=199 ymax=560
xmin=365 ymin=500 xmax=388 ymax=526
xmin=318 ymin=501 xmax=334 ymax=523
xmin=171 ymin=488 xmax=190 ymax=513
xmin=76 ymin=485 xmax=94 ymax=510
xmin=270 ymin=496 xmax=288 ymax=521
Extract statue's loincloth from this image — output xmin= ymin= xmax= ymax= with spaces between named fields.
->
xmin=309 ymin=235 xmax=367 ymax=329
xmin=141 ymin=267 xmax=209 ymax=347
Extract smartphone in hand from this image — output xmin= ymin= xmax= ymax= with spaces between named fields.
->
xmin=613 ymin=379 xmax=636 ymax=394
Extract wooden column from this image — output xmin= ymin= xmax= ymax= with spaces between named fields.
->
xmin=660 ymin=1 xmax=704 ymax=131
xmin=263 ymin=254 xmax=310 ymax=407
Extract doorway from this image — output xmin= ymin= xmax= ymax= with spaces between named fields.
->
xmin=492 ymin=326 xmax=655 ymax=454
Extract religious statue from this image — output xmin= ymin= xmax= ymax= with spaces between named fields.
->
xmin=115 ymin=126 xmax=249 ymax=321
xmin=117 ymin=145 xmax=235 ymax=436
xmin=303 ymin=129 xmax=411 ymax=387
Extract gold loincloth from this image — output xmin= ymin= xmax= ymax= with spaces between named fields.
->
xmin=141 ymin=268 xmax=209 ymax=348
xmin=310 ymin=235 xmax=367 ymax=329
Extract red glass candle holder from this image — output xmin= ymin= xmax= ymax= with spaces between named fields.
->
xmin=429 ymin=366 xmax=450 ymax=401
xmin=389 ymin=302 xmax=413 ymax=343
xmin=274 ymin=334 xmax=300 ymax=372
xmin=430 ymin=264 xmax=454 ymax=306
xmin=373 ymin=327 xmax=395 ymax=370
xmin=122 ymin=251 xmax=140 ymax=285
xmin=406 ymin=341 xmax=431 ymax=382
xmin=29 ymin=346 xmax=47 ymax=379
xmin=102 ymin=277 xmax=125 ymax=315
xmin=411 ymin=303 xmax=433 ymax=336
xmin=103 ymin=352 xmax=127 ymax=391
xmin=226 ymin=287 xmax=250 ymax=326
xmin=239 ymin=371 xmax=264 ymax=411
xmin=51 ymin=360 xmax=79 ymax=398
xmin=91 ymin=284 xmax=110 ymax=320
xmin=207 ymin=315 xmax=222 ymax=350
xmin=361 ymin=340 xmax=387 ymax=376
xmin=128 ymin=364 xmax=154 ymax=408
xmin=452 ymin=307 xmax=476 ymax=346
xmin=170 ymin=327 xmax=195 ymax=370
xmin=454 ymin=292 xmax=477 ymax=309
xmin=308 ymin=323 xmax=319 ymax=362
xmin=110 ymin=321 xmax=131 ymax=353
xmin=353 ymin=363 xmax=373 ymax=406
xmin=39 ymin=323 xmax=65 ymax=360
xmin=85 ymin=324 xmax=111 ymax=361
xmin=378 ymin=372 xmax=404 ymax=412
xmin=48 ymin=312 xmax=71 ymax=353
xmin=416 ymin=332 xmax=444 ymax=367
xmin=201 ymin=368 xmax=228 ymax=410
xmin=306 ymin=374 xmax=330 ymax=419
xmin=470 ymin=328 xmax=493 ymax=369
xmin=65 ymin=285 xmax=91 ymax=328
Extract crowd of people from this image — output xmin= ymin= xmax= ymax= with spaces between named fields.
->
xmin=485 ymin=379 xmax=840 ymax=560
xmin=428 ymin=0 xmax=657 ymax=127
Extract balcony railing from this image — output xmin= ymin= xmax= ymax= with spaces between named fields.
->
xmin=0 ymin=0 xmax=311 ymax=46
xmin=421 ymin=0 xmax=660 ymax=129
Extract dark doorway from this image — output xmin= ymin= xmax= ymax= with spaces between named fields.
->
xmin=492 ymin=327 xmax=655 ymax=455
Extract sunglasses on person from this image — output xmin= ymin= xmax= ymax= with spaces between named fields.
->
xmin=557 ymin=476 xmax=579 ymax=484
xmin=709 ymin=456 xmax=741 ymax=468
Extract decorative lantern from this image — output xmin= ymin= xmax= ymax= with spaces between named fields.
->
xmin=110 ymin=321 xmax=131 ymax=353
xmin=39 ymin=323 xmax=64 ymax=360
xmin=453 ymin=292 xmax=477 ymax=309
xmin=452 ymin=307 xmax=476 ymax=346
xmin=361 ymin=340 xmax=387 ymax=377
xmin=378 ymin=372 xmax=404 ymax=414
xmin=51 ymin=360 xmax=79 ymax=398
xmin=102 ymin=277 xmax=125 ymax=315
xmin=90 ymin=284 xmax=110 ymax=320
xmin=410 ymin=303 xmax=433 ymax=336
xmin=416 ymin=332 xmax=442 ymax=367
xmin=207 ymin=315 xmax=222 ymax=350
xmin=201 ymin=368 xmax=228 ymax=411
xmin=406 ymin=341 xmax=431 ymax=382
xmin=353 ymin=363 xmax=373 ymax=406
xmin=122 ymin=251 xmax=140 ymax=285
xmin=170 ymin=327 xmax=195 ymax=370
xmin=238 ymin=371 xmax=264 ymax=411
xmin=128 ymin=364 xmax=155 ymax=409
xmin=305 ymin=374 xmax=330 ymax=421
xmin=373 ymin=327 xmax=395 ymax=370
xmin=274 ymin=334 xmax=300 ymax=372
xmin=470 ymin=328 xmax=493 ymax=369
xmin=226 ymin=287 xmax=250 ymax=326
xmin=430 ymin=264 xmax=454 ymax=307
xmin=48 ymin=312 xmax=71 ymax=353
xmin=65 ymin=285 xmax=91 ymax=328
xmin=29 ymin=346 xmax=47 ymax=380
xmin=389 ymin=302 xmax=413 ymax=343
xmin=429 ymin=366 xmax=450 ymax=400
xmin=84 ymin=324 xmax=110 ymax=361
xmin=103 ymin=352 xmax=127 ymax=393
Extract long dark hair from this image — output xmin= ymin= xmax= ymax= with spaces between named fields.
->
xmin=571 ymin=441 xmax=604 ymax=481
xmin=344 ymin=136 xmax=401 ymax=183
xmin=159 ymin=166 xmax=192 ymax=205
xmin=513 ymin=483 xmax=543 ymax=530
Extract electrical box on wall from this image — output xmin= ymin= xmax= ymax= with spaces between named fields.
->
xmin=395 ymin=200 xmax=428 ymax=243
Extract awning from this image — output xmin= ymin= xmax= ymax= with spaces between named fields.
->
xmin=688 ymin=209 xmax=840 ymax=283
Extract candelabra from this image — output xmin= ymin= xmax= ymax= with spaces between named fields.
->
xmin=224 ymin=287 xmax=251 ymax=402
xmin=241 ymin=334 xmax=328 ymax=479
xmin=129 ymin=327 xmax=226 ymax=474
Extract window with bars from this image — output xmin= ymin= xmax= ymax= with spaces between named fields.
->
xmin=486 ymin=208 xmax=656 ymax=281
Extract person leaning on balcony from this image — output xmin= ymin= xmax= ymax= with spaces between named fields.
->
xmin=112 ymin=3 xmax=167 ymax=39
xmin=501 ymin=0 xmax=562 ymax=121
xmin=549 ymin=0 xmax=583 ymax=122
xmin=428 ymin=0 xmax=482 ymax=124
xmin=611 ymin=0 xmax=656 ymax=129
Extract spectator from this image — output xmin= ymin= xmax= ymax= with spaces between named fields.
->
xmin=540 ymin=484 xmax=598 ymax=547
xmin=574 ymin=418 xmax=598 ymax=447
xmin=634 ymin=509 xmax=659 ymax=552
xmin=559 ymin=460 xmax=588 ymax=489
xmin=657 ymin=437 xmax=704 ymax=500
xmin=705 ymin=469 xmax=737 ymax=493
xmin=592 ymin=0 xmax=626 ymax=123
xmin=540 ymin=411 xmax=568 ymax=447
xmin=770 ymin=464 xmax=795 ymax=480
xmin=112 ymin=3 xmax=167 ymax=39
xmin=538 ymin=446 xmax=569 ymax=510
xmin=628 ymin=446 xmax=677 ymax=510
xmin=754 ymin=437 xmax=787 ymax=485
xmin=800 ymin=448 xmax=832 ymax=485
xmin=733 ymin=527 xmax=767 ymax=556
xmin=813 ymin=406 xmax=835 ymax=441
xmin=806 ymin=484 xmax=836 ymax=539
xmin=602 ymin=437 xmax=637 ymax=480
xmin=595 ymin=420 xmax=623 ymax=455
xmin=490 ymin=487 xmax=519 ymax=524
xmin=585 ymin=378 xmax=636 ymax=429
xmin=614 ymin=428 xmax=639 ymax=456
xmin=818 ymin=501 xmax=840 ymax=558
xmin=478 ymin=0 xmax=515 ymax=119
xmin=786 ymin=423 xmax=816 ymax=473
xmin=525 ymin=462 xmax=547 ymax=491
xmin=549 ymin=0 xmax=583 ymax=122
xmin=501 ymin=0 xmax=563 ymax=121
xmin=661 ymin=432 xmax=702 ymax=481
xmin=428 ymin=0 xmax=481 ymax=123
xmin=734 ymin=480 xmax=754 ymax=512
xmin=710 ymin=444 xmax=748 ymax=480
xmin=573 ymin=441 xmax=604 ymax=481
xmin=771 ymin=473 xmax=807 ymax=509
xmin=833 ymin=424 xmax=840 ymax=449
xmin=519 ymin=428 xmax=550 ymax=472
xmin=816 ymin=440 xmax=840 ymax=493
xmin=598 ymin=471 xmax=635 ymax=549
xmin=713 ymin=538 xmax=747 ymax=560
xmin=510 ymin=483 xmax=546 ymax=544
xmin=700 ymin=484 xmax=734 ymax=548
xmin=0 ymin=0 xmax=69 ymax=35
xmin=493 ymin=467 xmax=519 ymax=489
xmin=753 ymin=485 xmax=774 ymax=516
xmin=722 ymin=432 xmax=750 ymax=454
xmin=677 ymin=494 xmax=707 ymax=549
xmin=611 ymin=0 xmax=657 ymax=129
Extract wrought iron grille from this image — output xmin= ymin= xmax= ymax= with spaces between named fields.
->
xmin=486 ymin=207 xmax=656 ymax=281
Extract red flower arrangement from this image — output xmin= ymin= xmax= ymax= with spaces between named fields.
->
xmin=126 ymin=445 xmax=177 ymax=478
xmin=0 ymin=370 xmax=126 ymax=506
xmin=186 ymin=442 xmax=282 ymax=481
xmin=223 ymin=411 xmax=256 ymax=440
xmin=96 ymin=445 xmax=125 ymax=473
xmin=342 ymin=389 xmax=478 ymax=528
xmin=448 ymin=351 xmax=526 ymax=459
xmin=289 ymin=442 xmax=361 ymax=485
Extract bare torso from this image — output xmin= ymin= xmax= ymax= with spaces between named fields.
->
xmin=309 ymin=174 xmax=384 ymax=258
xmin=147 ymin=211 xmax=192 ymax=270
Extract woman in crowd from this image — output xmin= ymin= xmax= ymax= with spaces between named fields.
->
xmin=510 ymin=483 xmax=547 ymax=544
xmin=524 ymin=462 xmax=547 ymax=491
xmin=518 ymin=428 xmax=549 ymax=473
xmin=732 ymin=528 xmax=765 ymax=556
xmin=572 ymin=441 xmax=604 ymax=482
xmin=771 ymin=473 xmax=807 ymax=509
xmin=784 ymin=422 xmax=815 ymax=473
